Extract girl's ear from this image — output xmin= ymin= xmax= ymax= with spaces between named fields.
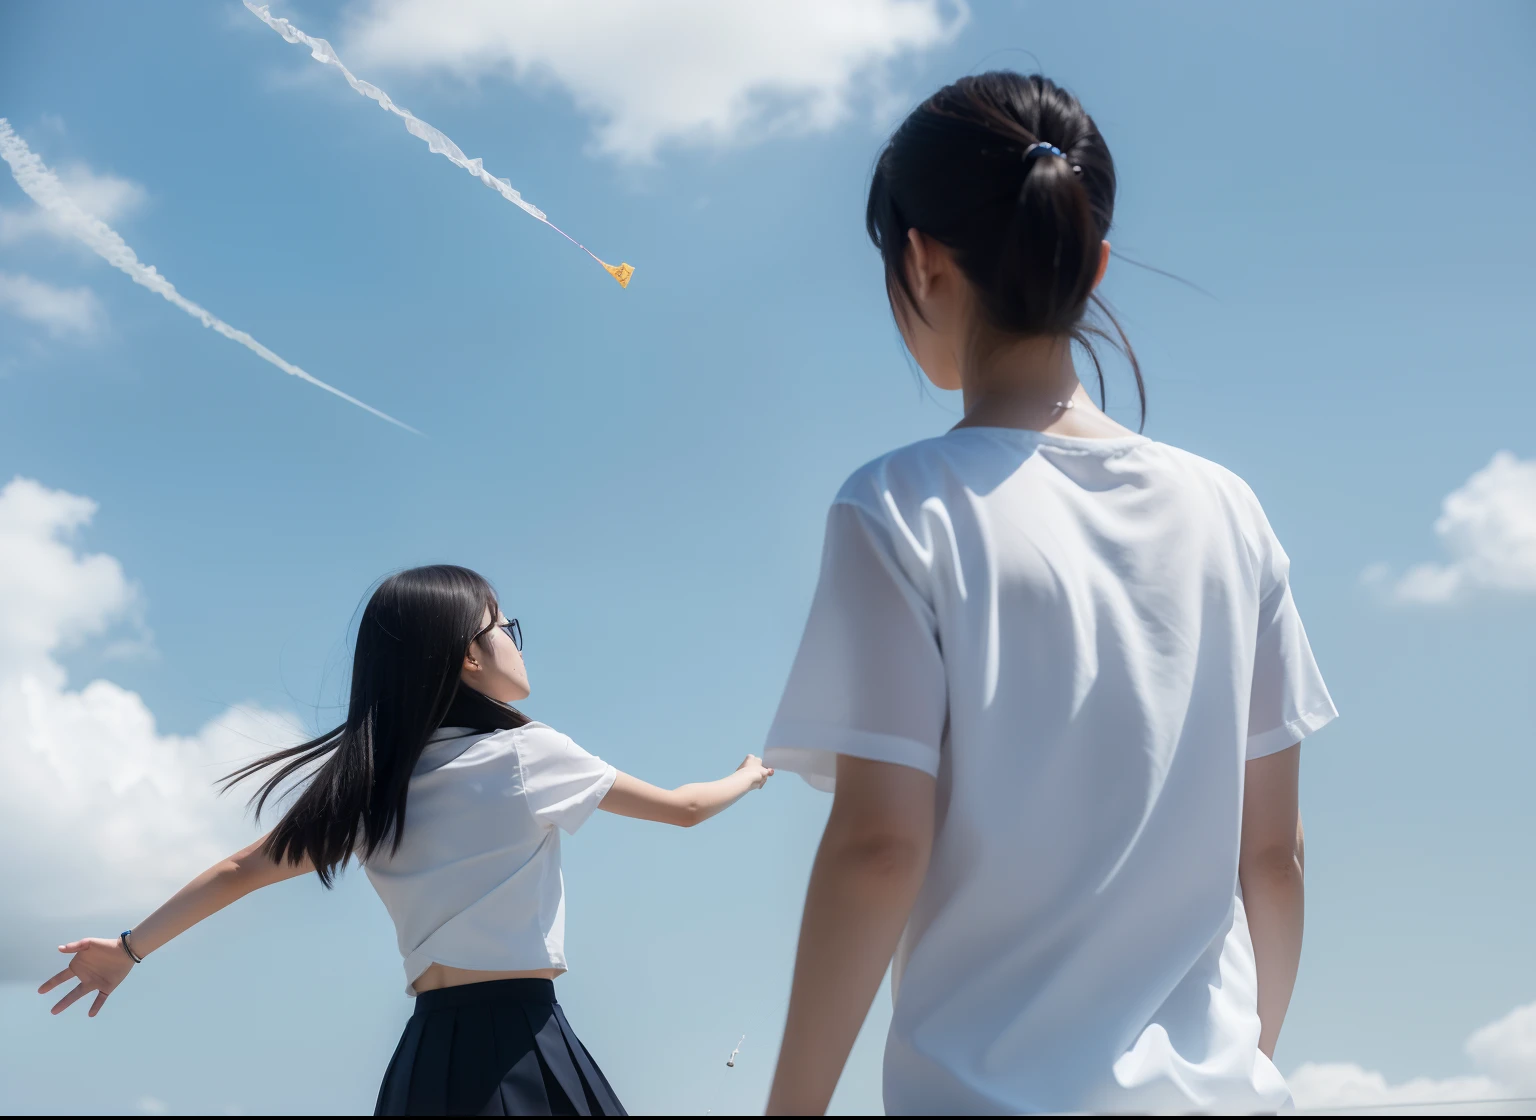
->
xmin=905 ymin=228 xmax=934 ymax=303
xmin=1092 ymin=240 xmax=1111 ymax=291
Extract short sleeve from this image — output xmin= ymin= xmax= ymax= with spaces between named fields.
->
xmin=515 ymin=726 xmax=618 ymax=833
xmin=764 ymin=501 xmax=947 ymax=791
xmin=1246 ymin=523 xmax=1338 ymax=760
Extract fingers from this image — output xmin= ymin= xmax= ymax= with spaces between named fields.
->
xmin=737 ymin=754 xmax=775 ymax=788
xmin=58 ymin=940 xmax=89 ymax=953
xmin=50 ymin=982 xmax=92 ymax=1016
xmin=38 ymin=967 xmax=74 ymax=995
xmin=88 ymin=990 xmax=110 ymax=1017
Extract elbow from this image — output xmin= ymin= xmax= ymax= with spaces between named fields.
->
xmin=672 ymin=799 xmax=704 ymax=828
xmin=1240 ymin=846 xmax=1304 ymax=887
xmin=825 ymin=830 xmax=930 ymax=884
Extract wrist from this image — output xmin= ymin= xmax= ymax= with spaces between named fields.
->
xmin=119 ymin=929 xmax=144 ymax=964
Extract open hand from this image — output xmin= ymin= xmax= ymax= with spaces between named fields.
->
xmin=737 ymin=754 xmax=775 ymax=790
xmin=39 ymin=937 xmax=134 ymax=1017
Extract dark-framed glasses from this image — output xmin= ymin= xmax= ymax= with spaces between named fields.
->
xmin=477 ymin=617 xmax=523 ymax=652
xmin=500 ymin=618 xmax=522 ymax=651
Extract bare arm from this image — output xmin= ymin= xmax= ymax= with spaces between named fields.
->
xmin=767 ymin=756 xmax=936 ymax=1115
xmin=38 ymin=833 xmax=312 ymax=1017
xmin=599 ymin=754 xmax=773 ymax=827
xmin=1240 ymin=744 xmax=1304 ymax=1058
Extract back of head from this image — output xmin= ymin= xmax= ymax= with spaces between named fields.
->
xmin=867 ymin=72 xmax=1139 ymax=414
xmin=353 ymin=564 xmax=498 ymax=741
xmin=227 ymin=564 xmax=510 ymax=884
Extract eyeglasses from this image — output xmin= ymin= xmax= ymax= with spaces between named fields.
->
xmin=475 ymin=617 xmax=523 ymax=652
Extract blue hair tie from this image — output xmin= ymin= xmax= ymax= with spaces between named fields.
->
xmin=1023 ymin=141 xmax=1081 ymax=176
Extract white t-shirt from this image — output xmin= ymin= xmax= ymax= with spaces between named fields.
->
xmin=362 ymin=721 xmax=617 ymax=995
xmin=764 ymin=428 xmax=1337 ymax=1115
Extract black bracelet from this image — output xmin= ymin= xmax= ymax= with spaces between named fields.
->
xmin=119 ymin=930 xmax=143 ymax=964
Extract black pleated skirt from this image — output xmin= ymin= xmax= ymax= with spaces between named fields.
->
xmin=375 ymin=979 xmax=626 ymax=1116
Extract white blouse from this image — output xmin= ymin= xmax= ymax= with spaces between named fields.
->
xmin=362 ymin=721 xmax=617 ymax=995
xmin=765 ymin=429 xmax=1336 ymax=1115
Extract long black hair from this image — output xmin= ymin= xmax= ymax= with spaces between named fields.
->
xmin=223 ymin=564 xmax=527 ymax=886
xmin=866 ymin=71 xmax=1145 ymax=425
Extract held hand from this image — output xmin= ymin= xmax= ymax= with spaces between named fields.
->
xmin=736 ymin=754 xmax=775 ymax=790
xmin=39 ymin=938 xmax=135 ymax=1017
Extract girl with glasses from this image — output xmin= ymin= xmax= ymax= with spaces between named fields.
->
xmin=38 ymin=564 xmax=772 ymax=1115
xmin=763 ymin=72 xmax=1334 ymax=1115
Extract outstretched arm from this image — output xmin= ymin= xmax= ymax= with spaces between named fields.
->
xmin=39 ymin=832 xmax=313 ymax=1017
xmin=599 ymin=754 xmax=773 ymax=827
xmin=768 ymin=756 xmax=936 ymax=1115
xmin=1240 ymin=744 xmax=1305 ymax=1058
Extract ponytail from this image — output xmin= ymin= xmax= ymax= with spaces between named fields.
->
xmin=1005 ymin=144 xmax=1102 ymax=337
xmin=866 ymin=71 xmax=1145 ymax=426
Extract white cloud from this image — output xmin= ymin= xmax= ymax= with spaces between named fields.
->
xmin=1369 ymin=452 xmax=1536 ymax=604
xmin=0 ymin=160 xmax=146 ymax=245
xmin=0 ymin=477 xmax=298 ymax=977
xmin=340 ymin=0 xmax=967 ymax=161
xmin=0 ymin=271 xmax=103 ymax=338
xmin=1288 ymin=999 xmax=1536 ymax=1114
xmin=1466 ymin=1002 xmax=1536 ymax=1093
xmin=1289 ymin=1065 xmax=1501 ymax=1113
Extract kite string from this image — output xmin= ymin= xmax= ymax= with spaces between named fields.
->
xmin=1294 ymin=1095 xmax=1536 ymax=1114
xmin=0 ymin=118 xmax=415 ymax=432
xmin=244 ymin=2 xmax=632 ymax=286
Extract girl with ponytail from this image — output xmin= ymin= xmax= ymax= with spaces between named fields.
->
xmin=764 ymin=73 xmax=1335 ymax=1114
xmin=39 ymin=564 xmax=772 ymax=1115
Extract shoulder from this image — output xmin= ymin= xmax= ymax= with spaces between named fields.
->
xmin=436 ymin=722 xmax=559 ymax=768
xmin=484 ymin=721 xmax=566 ymax=756
xmin=1142 ymin=439 xmax=1249 ymax=491
xmin=831 ymin=433 xmax=984 ymax=520
xmin=504 ymin=719 xmax=561 ymax=742
xmin=1149 ymin=441 xmax=1287 ymax=575
xmin=1146 ymin=441 xmax=1270 ymax=517
xmin=492 ymin=721 xmax=606 ymax=767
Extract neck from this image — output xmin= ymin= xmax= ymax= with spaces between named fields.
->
xmin=953 ymin=332 xmax=1138 ymax=439
xmin=958 ymin=334 xmax=1081 ymax=425
xmin=441 ymin=684 xmax=528 ymax=732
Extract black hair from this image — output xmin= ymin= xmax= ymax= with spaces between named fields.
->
xmin=223 ymin=564 xmax=527 ymax=886
xmin=866 ymin=71 xmax=1145 ymax=424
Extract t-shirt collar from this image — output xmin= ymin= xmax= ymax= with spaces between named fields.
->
xmin=426 ymin=725 xmax=479 ymax=745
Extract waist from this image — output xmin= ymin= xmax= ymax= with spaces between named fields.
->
xmin=413 ymin=977 xmax=557 ymax=1016
xmin=413 ymin=962 xmax=563 ymax=993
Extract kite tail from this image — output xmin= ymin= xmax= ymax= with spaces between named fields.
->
xmin=245 ymin=2 xmax=633 ymax=288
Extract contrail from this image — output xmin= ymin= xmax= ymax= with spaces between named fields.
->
xmin=244 ymin=2 xmax=633 ymax=289
xmin=0 ymin=118 xmax=416 ymax=433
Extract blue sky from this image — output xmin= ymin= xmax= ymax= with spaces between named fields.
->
xmin=1 ymin=0 xmax=1534 ymax=1114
